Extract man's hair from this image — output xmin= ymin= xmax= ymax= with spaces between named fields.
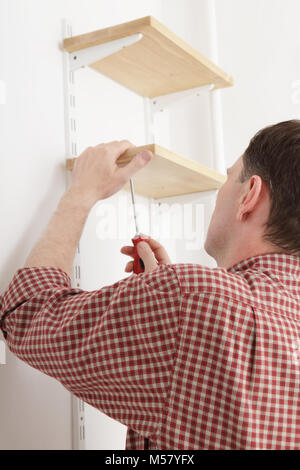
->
xmin=240 ymin=120 xmax=300 ymax=255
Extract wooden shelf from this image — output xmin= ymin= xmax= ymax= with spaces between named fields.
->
xmin=63 ymin=16 xmax=233 ymax=98
xmin=66 ymin=144 xmax=226 ymax=199
xmin=64 ymin=17 xmax=230 ymax=199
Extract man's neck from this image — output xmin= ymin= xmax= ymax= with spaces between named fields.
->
xmin=216 ymin=239 xmax=283 ymax=270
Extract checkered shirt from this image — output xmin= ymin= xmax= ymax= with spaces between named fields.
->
xmin=0 ymin=252 xmax=299 ymax=449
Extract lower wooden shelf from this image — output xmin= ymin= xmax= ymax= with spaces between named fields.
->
xmin=66 ymin=144 xmax=226 ymax=199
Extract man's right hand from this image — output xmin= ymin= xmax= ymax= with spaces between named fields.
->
xmin=121 ymin=234 xmax=172 ymax=274
xmin=69 ymin=140 xmax=153 ymax=206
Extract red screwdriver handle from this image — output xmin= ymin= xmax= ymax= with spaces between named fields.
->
xmin=132 ymin=236 xmax=151 ymax=274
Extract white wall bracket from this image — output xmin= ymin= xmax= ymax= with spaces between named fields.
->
xmin=150 ymin=84 xmax=214 ymax=113
xmin=69 ymin=33 xmax=143 ymax=72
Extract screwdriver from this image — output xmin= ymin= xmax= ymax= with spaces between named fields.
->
xmin=130 ymin=178 xmax=150 ymax=274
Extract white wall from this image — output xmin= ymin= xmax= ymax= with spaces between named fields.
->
xmin=0 ymin=0 xmax=71 ymax=450
xmin=215 ymin=0 xmax=300 ymax=167
xmin=2 ymin=0 xmax=299 ymax=451
xmin=0 ymin=0 xmax=161 ymax=450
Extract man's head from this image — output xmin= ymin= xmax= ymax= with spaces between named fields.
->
xmin=205 ymin=120 xmax=300 ymax=267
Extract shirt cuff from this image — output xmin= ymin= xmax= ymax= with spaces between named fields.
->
xmin=0 ymin=266 xmax=72 ymax=327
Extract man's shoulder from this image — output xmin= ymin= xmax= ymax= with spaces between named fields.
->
xmin=170 ymin=263 xmax=251 ymax=305
xmin=169 ymin=261 xmax=299 ymax=316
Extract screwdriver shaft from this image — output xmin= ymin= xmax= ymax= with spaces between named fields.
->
xmin=130 ymin=178 xmax=139 ymax=236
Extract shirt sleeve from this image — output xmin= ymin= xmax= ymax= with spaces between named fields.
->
xmin=0 ymin=265 xmax=181 ymax=439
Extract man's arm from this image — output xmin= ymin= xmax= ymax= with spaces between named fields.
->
xmin=24 ymin=189 xmax=91 ymax=278
xmin=0 ymin=260 xmax=181 ymax=439
xmin=24 ymin=140 xmax=153 ymax=277
xmin=0 ymin=139 xmax=182 ymax=442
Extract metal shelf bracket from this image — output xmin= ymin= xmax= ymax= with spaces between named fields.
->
xmin=69 ymin=33 xmax=143 ymax=72
xmin=150 ymin=84 xmax=214 ymax=113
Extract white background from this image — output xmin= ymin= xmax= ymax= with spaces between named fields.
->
xmin=1 ymin=0 xmax=300 ymax=450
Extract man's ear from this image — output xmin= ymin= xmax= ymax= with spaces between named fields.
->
xmin=237 ymin=175 xmax=263 ymax=221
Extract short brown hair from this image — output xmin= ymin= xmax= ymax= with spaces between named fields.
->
xmin=240 ymin=120 xmax=300 ymax=255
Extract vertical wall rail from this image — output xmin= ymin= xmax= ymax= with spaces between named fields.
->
xmin=143 ymin=97 xmax=156 ymax=145
xmin=0 ymin=339 xmax=6 ymax=365
xmin=207 ymin=0 xmax=226 ymax=175
xmin=62 ymin=19 xmax=86 ymax=451
xmin=143 ymin=97 xmax=157 ymax=239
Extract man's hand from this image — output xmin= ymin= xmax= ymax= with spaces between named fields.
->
xmin=121 ymin=234 xmax=172 ymax=274
xmin=69 ymin=140 xmax=153 ymax=206
xmin=24 ymin=141 xmax=152 ymax=277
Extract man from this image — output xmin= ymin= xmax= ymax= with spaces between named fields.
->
xmin=0 ymin=120 xmax=299 ymax=450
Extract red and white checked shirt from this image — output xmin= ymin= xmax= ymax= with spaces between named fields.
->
xmin=0 ymin=252 xmax=299 ymax=450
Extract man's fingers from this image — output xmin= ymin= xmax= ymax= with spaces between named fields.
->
xmin=137 ymin=242 xmax=158 ymax=273
xmin=122 ymin=245 xmax=157 ymax=274
xmin=121 ymin=236 xmax=171 ymax=274
xmin=139 ymin=234 xmax=171 ymax=264
xmin=121 ymin=237 xmax=171 ymax=266
xmin=117 ymin=150 xmax=153 ymax=182
xmin=96 ymin=140 xmax=135 ymax=157
xmin=125 ymin=260 xmax=133 ymax=273
xmin=109 ymin=140 xmax=136 ymax=163
xmin=120 ymin=246 xmax=134 ymax=258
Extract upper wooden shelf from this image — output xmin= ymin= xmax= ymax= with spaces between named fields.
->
xmin=63 ymin=16 xmax=233 ymax=98
xmin=66 ymin=144 xmax=226 ymax=199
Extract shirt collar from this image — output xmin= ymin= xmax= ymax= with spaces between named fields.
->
xmin=227 ymin=252 xmax=300 ymax=276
